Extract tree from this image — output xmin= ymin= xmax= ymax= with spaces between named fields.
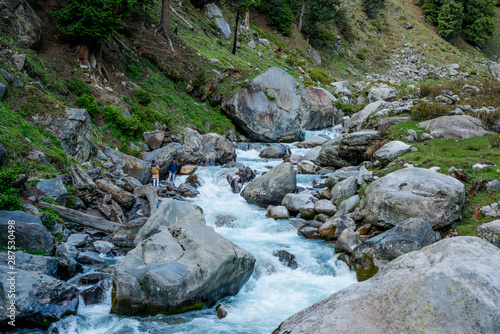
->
xmin=302 ymin=0 xmax=346 ymax=38
xmin=437 ymin=0 xmax=464 ymax=41
xmin=362 ymin=0 xmax=385 ymax=18
xmin=156 ymin=0 xmax=174 ymax=51
xmin=269 ymin=0 xmax=293 ymax=35
xmin=237 ymin=0 xmax=261 ymax=30
xmin=462 ymin=0 xmax=495 ymax=45
xmin=421 ymin=0 xmax=443 ymax=23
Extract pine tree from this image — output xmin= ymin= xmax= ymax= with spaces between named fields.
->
xmin=437 ymin=0 xmax=464 ymax=41
xmin=462 ymin=0 xmax=495 ymax=44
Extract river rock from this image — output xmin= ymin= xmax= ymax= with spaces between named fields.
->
xmin=241 ymin=162 xmax=296 ymax=207
xmin=180 ymin=165 xmax=197 ymax=175
xmin=282 ymin=193 xmax=317 ymax=216
xmin=0 ymin=211 xmax=54 ymax=255
xmin=301 ymin=146 xmax=322 ymax=164
xmin=477 ymin=219 xmax=500 ymax=248
xmin=111 ymin=199 xmax=255 ymax=315
xmin=297 ymin=160 xmax=317 ymax=174
xmin=0 ymin=0 xmax=43 ymax=49
xmin=315 ymin=136 xmax=345 ymax=167
xmin=334 ymin=228 xmax=360 ymax=254
xmin=105 ymin=146 xmax=151 ymax=184
xmin=177 ymin=183 xmax=200 ymax=197
xmin=295 ymin=136 xmax=328 ymax=148
xmin=95 ymin=179 xmax=135 ymax=209
xmin=0 ymin=250 xmax=58 ymax=277
xmin=359 ymin=168 xmax=465 ymax=229
xmin=204 ymin=3 xmax=222 ymax=18
xmin=55 ymin=242 xmax=78 ymax=258
xmin=36 ymin=178 xmax=68 ymax=206
xmin=143 ymin=130 xmax=165 ymax=150
xmin=266 ymin=205 xmax=290 ymax=220
xmin=111 ymin=217 xmax=146 ymax=249
xmin=325 ymin=166 xmax=359 ymax=187
xmin=481 ymin=202 xmax=500 ymax=217
xmin=93 ymin=240 xmax=115 ymax=254
xmin=331 ymin=176 xmax=357 ymax=203
xmin=314 ymin=200 xmax=336 ymax=216
xmin=273 ymin=250 xmax=298 ymax=269
xmin=373 ymin=140 xmax=417 ymax=164
xmin=417 ymin=115 xmax=490 ymax=139
xmin=304 ymin=87 xmax=341 ymax=130
xmin=221 ymin=67 xmax=309 ymax=142
xmin=143 ymin=142 xmax=185 ymax=175
xmin=57 ymin=253 xmax=83 ymax=280
xmin=259 ymin=144 xmax=291 ymax=159
xmin=344 ymin=101 xmax=385 ymax=132
xmin=273 ymin=237 xmax=500 ymax=334
xmin=80 ymin=280 xmax=108 ymax=306
xmin=183 ymin=128 xmax=236 ymax=165
xmin=0 ymin=266 xmax=79 ymax=331
xmin=50 ymin=108 xmax=91 ymax=161
xmin=335 ymin=195 xmax=360 ymax=216
xmin=350 ymin=218 xmax=438 ymax=280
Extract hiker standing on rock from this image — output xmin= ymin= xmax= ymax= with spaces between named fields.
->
xmin=151 ymin=160 xmax=160 ymax=187
xmin=167 ymin=159 xmax=179 ymax=185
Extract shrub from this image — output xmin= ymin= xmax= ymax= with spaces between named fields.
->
xmin=411 ymin=101 xmax=453 ymax=120
xmin=133 ymin=89 xmax=153 ymax=106
xmin=473 ymin=109 xmax=500 ymax=129
xmin=75 ymin=94 xmax=99 ymax=116
xmin=65 ymin=185 xmax=76 ymax=209
xmin=0 ymin=162 xmax=26 ymax=211
xmin=39 ymin=207 xmax=63 ymax=229
xmin=102 ymin=105 xmax=140 ymax=135
xmin=309 ymin=69 xmax=332 ymax=84
xmin=118 ymin=141 xmax=141 ymax=158
xmin=334 ymin=101 xmax=355 ymax=114
xmin=268 ymin=0 xmax=293 ymax=35
xmin=418 ymin=81 xmax=442 ymax=97
xmin=356 ymin=51 xmax=365 ymax=60
xmin=68 ymin=77 xmax=92 ymax=96
xmin=489 ymin=133 xmax=500 ymax=148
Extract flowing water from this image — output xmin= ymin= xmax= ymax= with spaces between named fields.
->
xmin=19 ymin=130 xmax=357 ymax=334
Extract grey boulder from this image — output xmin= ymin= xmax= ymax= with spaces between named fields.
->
xmin=111 ymin=199 xmax=255 ymax=315
xmin=182 ymin=128 xmax=236 ymax=165
xmin=143 ymin=142 xmax=185 ymax=174
xmin=36 ymin=178 xmax=68 ymax=206
xmin=373 ymin=140 xmax=417 ymax=164
xmin=417 ymin=115 xmax=490 ymax=139
xmin=295 ymin=135 xmax=328 ymax=148
xmin=0 ymin=211 xmax=54 ymax=255
xmin=105 ymin=146 xmax=151 ymax=184
xmin=50 ymin=108 xmax=91 ymax=162
xmin=259 ymin=144 xmax=291 ymax=159
xmin=477 ymin=219 xmax=500 ymax=248
xmin=273 ymin=237 xmax=500 ymax=334
xmin=359 ymin=168 xmax=465 ymax=229
xmin=241 ymin=162 xmax=296 ymax=208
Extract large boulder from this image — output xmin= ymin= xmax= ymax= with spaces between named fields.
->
xmin=315 ymin=136 xmax=346 ymax=167
xmin=273 ymin=237 xmax=500 ymax=334
xmin=0 ymin=266 xmax=79 ymax=330
xmin=350 ymin=218 xmax=439 ymax=280
xmin=417 ymin=115 xmax=490 ymax=139
xmin=490 ymin=63 xmax=500 ymax=81
xmin=221 ymin=67 xmax=310 ymax=142
xmin=0 ymin=250 xmax=59 ymax=277
xmin=295 ymin=135 xmax=328 ymax=148
xmin=143 ymin=130 xmax=165 ymax=150
xmin=241 ymin=162 xmax=296 ymax=208
xmin=0 ymin=0 xmax=44 ymax=48
xmin=359 ymin=168 xmax=465 ymax=229
xmin=104 ymin=146 xmax=151 ymax=184
xmin=215 ymin=17 xmax=231 ymax=40
xmin=344 ymin=101 xmax=385 ymax=133
xmin=304 ymin=87 xmax=340 ymax=130
xmin=36 ymin=177 xmax=68 ymax=206
xmin=259 ymin=144 xmax=291 ymax=159
xmin=111 ymin=199 xmax=255 ymax=316
xmin=182 ymin=128 xmax=236 ymax=165
xmin=282 ymin=193 xmax=317 ymax=217
xmin=301 ymin=146 xmax=322 ymax=164
xmin=0 ymin=211 xmax=54 ymax=255
xmin=204 ymin=3 xmax=222 ymax=18
xmin=367 ymin=84 xmax=397 ymax=102
xmin=50 ymin=108 xmax=91 ymax=161
xmin=143 ymin=142 xmax=185 ymax=174
xmin=373 ymin=140 xmax=417 ymax=164
xmin=477 ymin=219 xmax=500 ymax=248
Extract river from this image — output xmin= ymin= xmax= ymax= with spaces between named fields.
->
xmin=19 ymin=130 xmax=357 ymax=334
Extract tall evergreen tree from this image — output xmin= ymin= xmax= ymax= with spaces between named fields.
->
xmin=438 ymin=0 xmax=464 ymax=41
xmin=462 ymin=0 xmax=495 ymax=44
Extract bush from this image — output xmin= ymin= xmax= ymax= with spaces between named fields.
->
xmin=411 ymin=101 xmax=453 ymax=120
xmin=102 ymin=105 xmax=140 ymax=136
xmin=489 ymin=133 xmax=500 ymax=148
xmin=68 ymin=78 xmax=92 ymax=97
xmin=0 ymin=163 xmax=26 ymax=211
xmin=75 ymin=94 xmax=99 ymax=116
xmin=356 ymin=51 xmax=365 ymax=60
xmin=133 ymin=89 xmax=153 ymax=106
xmin=118 ymin=141 xmax=141 ymax=158
xmin=418 ymin=81 xmax=442 ymax=97
xmin=38 ymin=207 xmax=63 ymax=229
xmin=334 ymin=101 xmax=356 ymax=114
xmin=268 ymin=0 xmax=293 ymax=35
xmin=474 ymin=109 xmax=500 ymax=129
xmin=309 ymin=69 xmax=332 ymax=84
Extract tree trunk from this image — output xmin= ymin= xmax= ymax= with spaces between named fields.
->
xmin=232 ymin=8 xmax=240 ymax=55
xmin=298 ymin=0 xmax=305 ymax=32
xmin=245 ymin=10 xmax=250 ymax=30
xmin=39 ymin=202 xmax=121 ymax=233
xmin=156 ymin=0 xmax=174 ymax=52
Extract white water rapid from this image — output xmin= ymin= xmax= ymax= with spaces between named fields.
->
xmin=21 ymin=130 xmax=357 ymax=334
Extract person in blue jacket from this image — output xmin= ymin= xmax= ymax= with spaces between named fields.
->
xmin=167 ymin=159 xmax=179 ymax=185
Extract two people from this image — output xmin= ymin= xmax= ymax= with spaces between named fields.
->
xmin=151 ymin=159 xmax=179 ymax=187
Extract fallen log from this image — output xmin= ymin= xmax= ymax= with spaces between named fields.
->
xmin=39 ymin=202 xmax=121 ymax=233
xmin=170 ymin=6 xmax=194 ymax=31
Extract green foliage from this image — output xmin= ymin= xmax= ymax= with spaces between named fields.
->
xmin=334 ymin=101 xmax=357 ymax=114
xmin=411 ymin=101 xmax=454 ymax=120
xmin=39 ymin=207 xmax=63 ymax=229
xmin=54 ymin=0 xmax=138 ymax=43
xmin=489 ymin=133 xmax=500 ymax=148
xmin=303 ymin=0 xmax=352 ymax=41
xmin=102 ymin=105 xmax=140 ymax=137
xmin=362 ymin=0 xmax=385 ymax=18
xmin=309 ymin=69 xmax=332 ymax=84
xmin=438 ymin=1 xmax=464 ymax=41
xmin=68 ymin=77 xmax=92 ymax=97
xmin=268 ymin=0 xmax=293 ymax=35
xmin=368 ymin=19 xmax=382 ymax=32
xmin=75 ymin=94 xmax=99 ymax=116
xmin=65 ymin=185 xmax=76 ymax=209
xmin=133 ymin=89 xmax=153 ymax=106
xmin=118 ymin=141 xmax=141 ymax=158
xmin=285 ymin=54 xmax=306 ymax=67
xmin=356 ymin=51 xmax=365 ymax=60
xmin=0 ymin=244 xmax=49 ymax=256
xmin=0 ymin=162 xmax=25 ymax=211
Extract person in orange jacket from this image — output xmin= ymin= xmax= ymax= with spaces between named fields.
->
xmin=151 ymin=160 xmax=160 ymax=187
